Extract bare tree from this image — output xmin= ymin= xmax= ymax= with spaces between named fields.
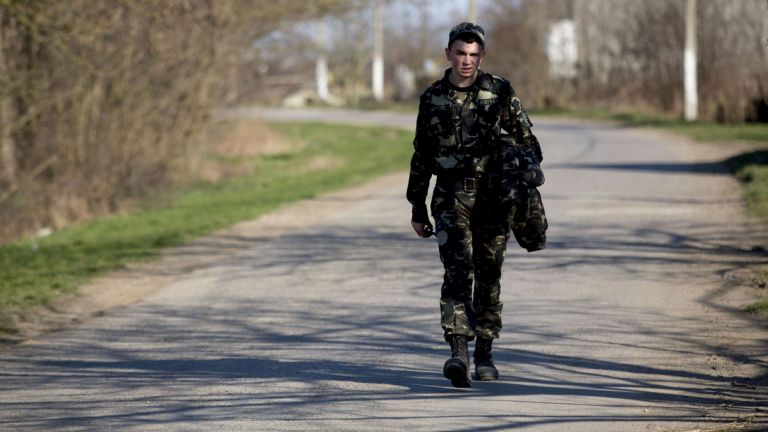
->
xmin=484 ymin=0 xmax=767 ymax=122
xmin=0 ymin=0 xmax=350 ymax=242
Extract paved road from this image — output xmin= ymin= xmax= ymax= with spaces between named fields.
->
xmin=2 ymin=108 xmax=767 ymax=431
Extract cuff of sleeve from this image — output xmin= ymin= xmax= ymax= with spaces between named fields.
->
xmin=411 ymin=205 xmax=429 ymax=224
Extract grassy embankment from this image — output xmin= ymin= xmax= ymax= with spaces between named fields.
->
xmin=538 ymin=108 xmax=768 ymax=314
xmin=0 ymin=122 xmax=414 ymax=333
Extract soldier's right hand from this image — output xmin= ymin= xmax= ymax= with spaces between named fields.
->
xmin=411 ymin=221 xmax=434 ymax=238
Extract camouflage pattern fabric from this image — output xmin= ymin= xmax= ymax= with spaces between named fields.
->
xmin=406 ymin=68 xmax=544 ymax=340
xmin=496 ymin=134 xmax=548 ymax=252
xmin=432 ymin=178 xmax=512 ymax=340
xmin=512 ymin=187 xmax=548 ymax=252
xmin=406 ymin=69 xmax=538 ymax=224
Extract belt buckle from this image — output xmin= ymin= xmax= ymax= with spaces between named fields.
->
xmin=463 ymin=177 xmax=477 ymax=192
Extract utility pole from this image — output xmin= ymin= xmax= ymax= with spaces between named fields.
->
xmin=684 ymin=0 xmax=698 ymax=121
xmin=372 ymin=0 xmax=384 ymax=101
xmin=468 ymin=0 xmax=477 ymax=23
xmin=315 ymin=19 xmax=329 ymax=101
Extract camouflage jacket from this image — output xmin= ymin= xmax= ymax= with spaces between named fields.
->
xmin=406 ymin=68 xmax=541 ymax=223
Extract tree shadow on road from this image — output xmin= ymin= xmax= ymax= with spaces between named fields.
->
xmin=547 ymin=149 xmax=768 ymax=176
xmin=2 ymin=295 xmax=765 ymax=430
xmin=1 ymin=223 xmax=767 ymax=430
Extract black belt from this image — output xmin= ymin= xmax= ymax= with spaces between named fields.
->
xmin=462 ymin=177 xmax=479 ymax=192
xmin=438 ymin=173 xmax=483 ymax=193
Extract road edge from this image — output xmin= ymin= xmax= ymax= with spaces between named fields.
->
xmin=0 ymin=171 xmax=408 ymax=348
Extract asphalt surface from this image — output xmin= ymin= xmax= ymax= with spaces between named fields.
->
xmin=1 ymin=108 xmax=767 ymax=431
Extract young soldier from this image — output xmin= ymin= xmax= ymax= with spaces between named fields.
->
xmin=407 ymin=22 xmax=542 ymax=387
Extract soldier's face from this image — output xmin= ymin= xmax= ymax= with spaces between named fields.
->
xmin=445 ymin=40 xmax=484 ymax=80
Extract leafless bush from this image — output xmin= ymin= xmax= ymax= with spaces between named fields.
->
xmin=0 ymin=0 xmax=348 ymax=243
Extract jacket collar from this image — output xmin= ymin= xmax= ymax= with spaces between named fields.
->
xmin=440 ymin=68 xmax=494 ymax=92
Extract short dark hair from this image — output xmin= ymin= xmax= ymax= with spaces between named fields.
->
xmin=449 ymin=33 xmax=484 ymax=49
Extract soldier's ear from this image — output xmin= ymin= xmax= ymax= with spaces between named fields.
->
xmin=445 ymin=47 xmax=451 ymax=60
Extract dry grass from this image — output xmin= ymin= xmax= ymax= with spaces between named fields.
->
xmin=211 ymin=120 xmax=299 ymax=158
xmin=196 ymin=120 xmax=303 ymax=183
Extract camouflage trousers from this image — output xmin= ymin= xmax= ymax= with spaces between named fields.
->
xmin=431 ymin=177 xmax=513 ymax=341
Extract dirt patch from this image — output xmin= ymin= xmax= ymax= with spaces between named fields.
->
xmin=210 ymin=119 xmax=298 ymax=158
xmin=197 ymin=119 xmax=301 ymax=183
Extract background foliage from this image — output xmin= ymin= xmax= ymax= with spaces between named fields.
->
xmin=0 ymin=0 xmax=349 ymax=243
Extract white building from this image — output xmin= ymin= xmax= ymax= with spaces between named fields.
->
xmin=546 ymin=19 xmax=578 ymax=80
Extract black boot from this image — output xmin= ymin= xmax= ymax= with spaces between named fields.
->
xmin=474 ymin=338 xmax=499 ymax=381
xmin=443 ymin=335 xmax=471 ymax=388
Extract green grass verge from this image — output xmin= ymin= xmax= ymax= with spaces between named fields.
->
xmin=0 ymin=122 xmax=413 ymax=329
xmin=746 ymin=297 xmax=768 ymax=315
xmin=727 ymin=152 xmax=768 ymax=220
xmin=745 ymin=269 xmax=768 ymax=316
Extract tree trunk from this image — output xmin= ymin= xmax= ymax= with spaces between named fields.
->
xmin=0 ymin=10 xmax=19 ymax=193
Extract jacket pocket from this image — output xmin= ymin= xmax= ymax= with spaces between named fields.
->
xmin=428 ymin=104 xmax=453 ymax=138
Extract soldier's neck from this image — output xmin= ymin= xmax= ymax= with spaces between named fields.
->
xmin=448 ymin=70 xmax=478 ymax=88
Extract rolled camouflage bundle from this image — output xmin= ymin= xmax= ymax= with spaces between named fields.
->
xmin=512 ymin=187 xmax=547 ymax=252
xmin=494 ymin=134 xmax=547 ymax=252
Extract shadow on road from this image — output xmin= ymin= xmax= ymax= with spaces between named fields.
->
xmin=1 ymin=219 xmax=767 ymax=430
xmin=2 ymin=296 xmax=765 ymax=430
xmin=549 ymin=160 xmax=731 ymax=174
xmin=549 ymin=149 xmax=768 ymax=176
